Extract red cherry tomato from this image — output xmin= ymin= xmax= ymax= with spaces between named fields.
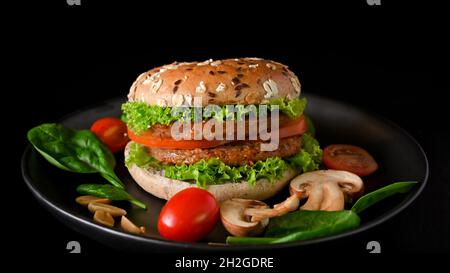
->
xmin=323 ymin=144 xmax=378 ymax=176
xmin=158 ymin=188 xmax=219 ymax=242
xmin=90 ymin=117 xmax=129 ymax=153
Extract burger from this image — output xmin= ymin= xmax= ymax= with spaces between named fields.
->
xmin=122 ymin=58 xmax=322 ymax=202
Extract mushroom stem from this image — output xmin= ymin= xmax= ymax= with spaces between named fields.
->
xmin=300 ymin=183 xmax=323 ymax=210
xmin=319 ymin=182 xmax=345 ymax=211
xmin=244 ymin=194 xmax=301 ymax=222
xmin=290 ymin=170 xmax=364 ymax=212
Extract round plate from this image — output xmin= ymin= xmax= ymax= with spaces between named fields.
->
xmin=21 ymin=94 xmax=428 ymax=252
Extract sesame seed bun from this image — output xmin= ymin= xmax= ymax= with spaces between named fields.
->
xmin=127 ymin=58 xmax=301 ymax=107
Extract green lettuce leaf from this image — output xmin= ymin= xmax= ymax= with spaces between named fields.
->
xmin=125 ymin=142 xmax=160 ymax=169
xmin=164 ymin=156 xmax=288 ymax=188
xmin=304 ymin=115 xmax=316 ymax=136
xmin=121 ymin=102 xmax=184 ymax=134
xmin=240 ymin=157 xmax=289 ymax=186
xmin=122 ymin=98 xmax=307 ymax=134
xmin=269 ymin=97 xmax=307 ymax=118
xmin=125 ymin=143 xmax=289 ymax=188
xmin=125 ymin=133 xmax=322 ymax=187
xmin=287 ymin=133 xmax=322 ymax=172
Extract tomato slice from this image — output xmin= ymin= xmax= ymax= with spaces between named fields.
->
xmin=128 ymin=128 xmax=229 ymax=149
xmin=128 ymin=115 xmax=307 ymax=150
xmin=278 ymin=115 xmax=307 ymax=139
xmin=91 ymin=117 xmax=129 ymax=153
xmin=323 ymin=144 xmax=378 ymax=176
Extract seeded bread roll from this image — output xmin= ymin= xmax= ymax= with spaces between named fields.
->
xmin=128 ymin=58 xmax=301 ymax=107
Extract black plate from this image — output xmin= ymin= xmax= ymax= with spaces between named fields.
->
xmin=21 ymin=94 xmax=428 ymax=252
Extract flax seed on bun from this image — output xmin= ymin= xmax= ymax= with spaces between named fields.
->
xmin=128 ymin=58 xmax=301 ymax=107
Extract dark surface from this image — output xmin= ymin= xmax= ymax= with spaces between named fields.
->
xmin=6 ymin=0 xmax=449 ymax=262
xmin=21 ymin=95 xmax=428 ymax=252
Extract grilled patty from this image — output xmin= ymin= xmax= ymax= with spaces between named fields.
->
xmin=147 ymin=136 xmax=301 ymax=166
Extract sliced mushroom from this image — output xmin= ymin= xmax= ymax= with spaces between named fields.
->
xmin=93 ymin=210 xmax=114 ymax=227
xmin=88 ymin=202 xmax=127 ymax=217
xmin=289 ymin=170 xmax=364 ymax=211
xmin=75 ymin=195 xmax=111 ymax=206
xmin=220 ymin=199 xmax=269 ymax=237
xmin=120 ymin=215 xmax=144 ymax=235
xmin=244 ymin=194 xmax=301 ymax=222
xmin=139 ymin=226 xmax=146 ymax=234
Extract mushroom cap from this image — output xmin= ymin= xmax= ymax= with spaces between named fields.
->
xmin=290 ymin=170 xmax=364 ymax=197
xmin=289 ymin=170 xmax=364 ymax=211
xmin=220 ymin=198 xmax=269 ymax=237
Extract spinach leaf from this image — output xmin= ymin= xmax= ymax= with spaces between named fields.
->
xmin=265 ymin=210 xmax=360 ymax=237
xmin=226 ymin=210 xmax=360 ymax=245
xmin=27 ymin=123 xmax=124 ymax=188
xmin=76 ymin=184 xmax=147 ymax=209
xmin=351 ymin=181 xmax=417 ymax=214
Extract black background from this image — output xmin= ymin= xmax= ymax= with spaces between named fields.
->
xmin=6 ymin=0 xmax=449 ymax=263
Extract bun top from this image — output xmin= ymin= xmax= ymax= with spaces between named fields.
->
xmin=127 ymin=58 xmax=301 ymax=107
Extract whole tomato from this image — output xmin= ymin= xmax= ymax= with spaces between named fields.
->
xmin=90 ymin=117 xmax=129 ymax=153
xmin=157 ymin=188 xmax=219 ymax=242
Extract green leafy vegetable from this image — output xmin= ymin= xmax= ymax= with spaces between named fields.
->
xmin=121 ymin=98 xmax=307 ymax=134
xmin=121 ymin=102 xmax=183 ymax=134
xmin=265 ymin=210 xmax=360 ymax=237
xmin=269 ymin=97 xmax=307 ymax=118
xmin=287 ymin=133 xmax=322 ymax=172
xmin=76 ymin=184 xmax=147 ymax=209
xmin=125 ymin=142 xmax=161 ymax=169
xmin=27 ymin=123 xmax=124 ymax=188
xmin=226 ymin=210 xmax=360 ymax=245
xmin=304 ymin=115 xmax=316 ymax=136
xmin=164 ymin=157 xmax=288 ymax=188
xmin=125 ymin=144 xmax=290 ymax=187
xmin=351 ymin=181 xmax=418 ymax=214
xmin=240 ymin=157 xmax=288 ymax=186
xmin=126 ymin=133 xmax=322 ymax=187
xmin=119 ymin=112 xmax=128 ymax=123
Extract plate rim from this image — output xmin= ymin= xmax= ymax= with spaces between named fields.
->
xmin=21 ymin=94 xmax=429 ymax=251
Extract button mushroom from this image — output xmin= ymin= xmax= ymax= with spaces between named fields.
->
xmin=289 ymin=170 xmax=364 ymax=211
xmin=220 ymin=170 xmax=364 ymax=235
xmin=244 ymin=194 xmax=301 ymax=223
xmin=220 ymin=199 xmax=270 ymax=237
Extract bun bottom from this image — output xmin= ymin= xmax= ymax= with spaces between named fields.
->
xmin=125 ymin=142 xmax=298 ymax=202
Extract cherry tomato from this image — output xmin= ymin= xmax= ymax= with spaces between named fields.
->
xmin=91 ymin=117 xmax=129 ymax=153
xmin=157 ymin=188 xmax=219 ymax=242
xmin=323 ymin=144 xmax=378 ymax=176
